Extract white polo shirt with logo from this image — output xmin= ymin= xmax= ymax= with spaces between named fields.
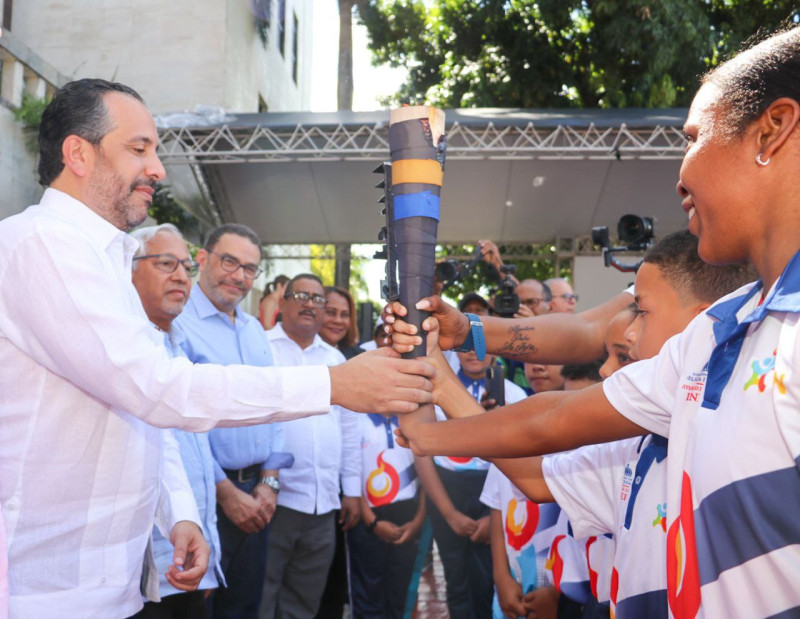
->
xmin=603 ymin=256 xmax=800 ymax=619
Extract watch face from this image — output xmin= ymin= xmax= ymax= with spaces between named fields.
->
xmin=261 ymin=477 xmax=280 ymax=493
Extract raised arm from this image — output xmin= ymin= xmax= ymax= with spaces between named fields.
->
xmin=404 ymin=383 xmax=646 ymax=460
xmin=388 ymin=291 xmax=632 ymax=365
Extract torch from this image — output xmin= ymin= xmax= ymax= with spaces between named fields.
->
xmin=375 ymin=105 xmax=446 ymax=426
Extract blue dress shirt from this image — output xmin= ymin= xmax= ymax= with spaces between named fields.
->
xmin=174 ymin=283 xmax=293 ymax=483
xmin=151 ymin=328 xmax=225 ymax=597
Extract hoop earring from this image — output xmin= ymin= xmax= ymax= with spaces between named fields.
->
xmin=756 ymin=153 xmax=770 ymax=166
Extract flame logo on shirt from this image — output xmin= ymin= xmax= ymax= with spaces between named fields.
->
xmin=546 ymin=534 xmax=566 ymax=591
xmin=585 ymin=536 xmax=601 ymax=601
xmin=610 ymin=566 xmax=619 ymax=618
xmin=743 ymin=348 xmax=786 ymax=394
xmin=653 ymin=503 xmax=667 ymax=532
xmin=667 ymin=472 xmax=701 ymax=619
xmin=365 ymin=450 xmax=400 ymax=507
xmin=505 ymin=498 xmax=539 ymax=551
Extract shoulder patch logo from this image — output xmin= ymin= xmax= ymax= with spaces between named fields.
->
xmin=743 ymin=348 xmax=786 ymax=394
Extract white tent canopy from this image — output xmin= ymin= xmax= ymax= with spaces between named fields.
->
xmin=157 ymin=108 xmax=688 ymax=245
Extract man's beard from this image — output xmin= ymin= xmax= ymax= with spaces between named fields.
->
xmin=89 ymin=155 xmax=155 ymax=231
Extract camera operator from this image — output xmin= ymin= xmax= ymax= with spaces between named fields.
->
xmin=512 ymin=279 xmax=551 ymax=318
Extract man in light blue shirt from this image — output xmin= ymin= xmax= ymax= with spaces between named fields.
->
xmin=130 ymin=223 xmax=220 ymax=617
xmin=175 ymin=223 xmax=292 ymax=619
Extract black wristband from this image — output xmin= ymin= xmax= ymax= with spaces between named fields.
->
xmin=366 ymin=516 xmax=381 ymax=533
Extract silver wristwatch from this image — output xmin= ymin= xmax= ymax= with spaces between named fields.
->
xmin=259 ymin=475 xmax=280 ymax=494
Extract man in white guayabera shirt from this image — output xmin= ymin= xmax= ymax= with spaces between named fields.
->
xmin=0 ymin=78 xmax=434 ymax=618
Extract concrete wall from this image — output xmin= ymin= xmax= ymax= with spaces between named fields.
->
xmin=10 ymin=0 xmax=315 ymax=114
xmin=224 ymin=0 xmax=314 ymax=112
xmin=0 ymin=105 xmax=42 ymax=219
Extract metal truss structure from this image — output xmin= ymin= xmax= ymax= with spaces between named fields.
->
xmin=157 ymin=120 xmax=687 ymax=164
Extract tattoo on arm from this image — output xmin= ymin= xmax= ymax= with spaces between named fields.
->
xmin=495 ymin=325 xmax=537 ymax=359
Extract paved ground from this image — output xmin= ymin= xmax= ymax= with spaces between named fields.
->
xmin=411 ymin=543 xmax=449 ymax=619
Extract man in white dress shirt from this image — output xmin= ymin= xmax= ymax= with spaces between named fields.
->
xmin=0 ymin=79 xmax=433 ymax=618
xmin=259 ymin=274 xmax=362 ymax=619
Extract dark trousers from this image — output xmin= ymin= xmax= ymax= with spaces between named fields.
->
xmin=130 ymin=591 xmax=207 ymax=619
xmin=313 ymin=512 xmax=349 ymax=619
xmin=428 ymin=466 xmax=493 ymax=619
xmin=211 ymin=477 xmax=270 ymax=619
xmin=347 ymin=497 xmax=421 ymax=619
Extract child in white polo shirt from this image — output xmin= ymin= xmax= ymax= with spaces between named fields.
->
xmin=418 ymin=231 xmax=755 ymax=618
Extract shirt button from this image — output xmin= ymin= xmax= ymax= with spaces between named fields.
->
xmin=100 ymin=577 xmax=107 ymax=584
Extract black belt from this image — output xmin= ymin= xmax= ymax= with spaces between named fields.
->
xmin=223 ymin=463 xmax=261 ymax=483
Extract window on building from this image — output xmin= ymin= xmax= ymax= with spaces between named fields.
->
xmin=2 ymin=0 xmax=13 ymax=32
xmin=253 ymin=0 xmax=271 ymax=46
xmin=291 ymin=12 xmax=299 ymax=84
xmin=278 ymin=0 xmax=286 ymax=57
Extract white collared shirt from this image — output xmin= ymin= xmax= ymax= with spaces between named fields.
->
xmin=0 ymin=189 xmax=331 ymax=617
xmin=267 ymin=324 xmax=361 ymax=514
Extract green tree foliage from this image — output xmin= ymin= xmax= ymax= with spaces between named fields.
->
xmin=148 ymin=184 xmax=201 ymax=239
xmin=360 ymin=0 xmax=800 ymax=109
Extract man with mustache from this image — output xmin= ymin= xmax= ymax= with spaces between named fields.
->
xmin=0 ymin=78 xmax=433 ymax=618
xmin=174 ymin=223 xmax=293 ymax=619
xmin=130 ymin=223 xmax=218 ymax=616
xmin=259 ymin=274 xmax=361 ymax=619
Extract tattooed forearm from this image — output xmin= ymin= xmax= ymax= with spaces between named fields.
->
xmin=494 ymin=324 xmax=537 ymax=359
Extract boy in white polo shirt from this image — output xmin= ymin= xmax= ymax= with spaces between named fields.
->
xmin=418 ymin=231 xmax=756 ymax=618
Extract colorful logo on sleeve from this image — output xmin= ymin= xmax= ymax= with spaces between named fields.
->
xmin=365 ymin=450 xmax=400 ymax=507
xmin=667 ymin=472 xmax=701 ymax=619
xmin=505 ymin=498 xmax=539 ymax=551
xmin=743 ymin=347 xmax=786 ymax=394
xmin=653 ymin=503 xmax=667 ymax=532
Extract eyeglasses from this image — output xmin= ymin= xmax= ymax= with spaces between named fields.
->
xmin=210 ymin=251 xmax=262 ymax=279
xmin=284 ymin=291 xmax=328 ymax=307
xmin=520 ymin=297 xmax=547 ymax=307
xmin=134 ymin=253 xmax=199 ymax=276
xmin=553 ymin=293 xmax=579 ymax=302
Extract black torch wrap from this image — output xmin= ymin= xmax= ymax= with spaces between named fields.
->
xmin=388 ymin=107 xmax=446 ymax=359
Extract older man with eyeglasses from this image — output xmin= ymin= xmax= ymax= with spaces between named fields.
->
xmin=544 ymin=278 xmax=579 ymax=314
xmin=174 ymin=223 xmax=293 ymax=619
xmin=129 ymin=223 xmax=221 ymax=618
xmin=259 ymin=273 xmax=362 ymax=619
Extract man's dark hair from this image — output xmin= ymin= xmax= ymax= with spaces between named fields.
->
xmin=38 ymin=79 xmax=144 ymax=187
xmin=286 ymin=273 xmax=324 ymax=294
xmin=204 ymin=223 xmax=263 ymax=258
xmin=561 ymin=360 xmax=603 ymax=383
xmin=643 ymin=230 xmax=757 ymax=305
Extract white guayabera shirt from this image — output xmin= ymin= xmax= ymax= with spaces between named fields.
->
xmin=0 ymin=189 xmax=331 ymax=618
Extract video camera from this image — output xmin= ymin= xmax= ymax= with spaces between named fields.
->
xmin=434 ymin=245 xmax=483 ymax=291
xmin=592 ymin=214 xmax=656 ymax=273
xmin=491 ymin=265 xmax=520 ymax=318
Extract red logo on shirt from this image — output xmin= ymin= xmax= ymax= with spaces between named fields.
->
xmin=365 ymin=451 xmax=400 ymax=507
xmin=610 ymin=566 xmax=619 ymax=607
xmin=505 ymin=498 xmax=539 ymax=550
xmin=546 ymin=535 xmax=566 ymax=591
xmin=667 ymin=472 xmax=701 ymax=619
xmin=585 ymin=536 xmax=601 ymax=601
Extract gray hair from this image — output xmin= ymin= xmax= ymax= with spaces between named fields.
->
xmin=131 ymin=224 xmax=184 ymax=269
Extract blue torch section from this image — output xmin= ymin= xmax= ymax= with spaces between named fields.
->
xmin=393 ymin=192 xmax=441 ymax=222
